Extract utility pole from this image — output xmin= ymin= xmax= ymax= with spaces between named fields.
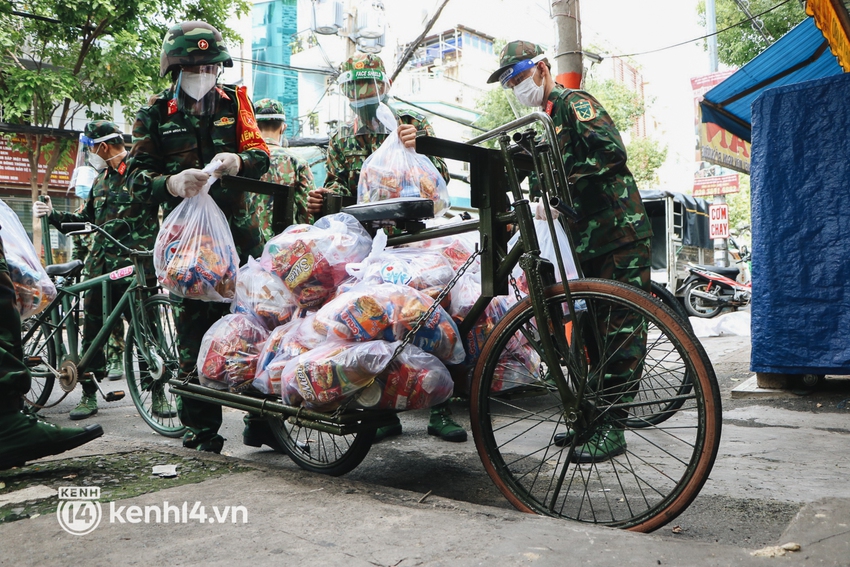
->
xmin=552 ymin=0 xmax=582 ymax=89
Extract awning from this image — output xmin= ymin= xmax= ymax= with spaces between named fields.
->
xmin=699 ymin=17 xmax=844 ymax=142
xmin=806 ymin=0 xmax=850 ymax=71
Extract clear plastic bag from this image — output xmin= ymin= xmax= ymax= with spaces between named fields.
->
xmin=254 ymin=313 xmax=325 ymax=395
xmin=508 ymin=217 xmax=579 ymax=294
xmin=356 ymin=126 xmax=450 ymax=216
xmin=154 ymin=184 xmax=239 ymax=302
xmin=260 ymin=213 xmax=372 ymax=308
xmin=197 ymin=313 xmax=269 ymax=392
xmin=314 ymin=282 xmax=465 ymax=365
xmin=231 ymin=257 xmax=298 ymax=330
xmin=280 ymin=340 xmax=394 ymax=410
xmin=0 ymin=200 xmax=56 ymax=318
xmin=352 ymin=343 xmax=453 ymax=411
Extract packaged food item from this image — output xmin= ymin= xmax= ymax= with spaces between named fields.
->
xmin=0 ymin=200 xmax=57 ymax=318
xmin=197 ymin=313 xmax=269 ymax=392
xmin=253 ymin=313 xmax=325 ymax=395
xmin=280 ymin=340 xmax=393 ymax=410
xmin=259 ymin=213 xmax=371 ymax=308
xmin=353 ymin=343 xmax=453 ymax=410
xmin=356 ymin=122 xmax=450 ymax=216
xmin=404 ymin=235 xmax=479 ymax=272
xmin=491 ymin=336 xmax=541 ymax=393
xmin=313 ymin=283 xmax=465 ymax=365
xmin=231 ymin=257 xmax=297 ymax=330
xmin=154 ymin=185 xmax=240 ymax=302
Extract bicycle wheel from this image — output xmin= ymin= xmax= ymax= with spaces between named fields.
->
xmin=125 ymin=294 xmax=186 ymax=438
xmin=267 ymin=415 xmax=375 ymax=476
xmin=21 ymin=318 xmax=56 ymax=408
xmin=649 ymin=280 xmax=691 ymax=329
xmin=470 ymin=278 xmax=721 ymax=532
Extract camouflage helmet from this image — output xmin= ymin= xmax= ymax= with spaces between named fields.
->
xmin=160 ymin=21 xmax=233 ymax=77
xmin=487 ymin=40 xmax=546 ymax=85
xmin=253 ymin=98 xmax=286 ymax=122
xmin=83 ymin=120 xmax=123 ymax=145
xmin=338 ymin=53 xmax=388 ymax=100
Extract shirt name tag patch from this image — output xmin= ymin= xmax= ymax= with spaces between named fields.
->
xmin=571 ymin=99 xmax=596 ymax=122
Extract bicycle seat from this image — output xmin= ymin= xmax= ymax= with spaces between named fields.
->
xmin=692 ymin=264 xmax=740 ymax=279
xmin=341 ymin=197 xmax=434 ymax=223
xmin=46 ymin=259 xmax=84 ymax=278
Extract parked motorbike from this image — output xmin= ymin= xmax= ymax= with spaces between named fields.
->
xmin=678 ymin=246 xmax=752 ymax=318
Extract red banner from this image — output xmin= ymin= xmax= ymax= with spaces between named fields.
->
xmin=0 ymin=135 xmax=74 ymax=188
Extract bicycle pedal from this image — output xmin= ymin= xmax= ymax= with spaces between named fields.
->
xmin=25 ymin=356 xmax=43 ymax=367
xmin=104 ymin=390 xmax=125 ymax=402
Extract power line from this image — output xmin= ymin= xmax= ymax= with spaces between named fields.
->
xmin=608 ymin=0 xmax=794 ymax=59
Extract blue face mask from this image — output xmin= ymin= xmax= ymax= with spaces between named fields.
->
xmin=73 ymin=166 xmax=98 ymax=200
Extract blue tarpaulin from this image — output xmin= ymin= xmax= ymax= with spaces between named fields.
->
xmin=750 ymin=72 xmax=850 ymax=375
xmin=700 ymin=17 xmax=843 ymax=142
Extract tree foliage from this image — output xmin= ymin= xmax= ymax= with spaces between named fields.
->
xmin=697 ymin=0 xmax=807 ymax=67
xmin=626 ymin=137 xmax=668 ymax=189
xmin=726 ymin=174 xmax=751 ymax=233
xmin=583 ymin=77 xmax=644 ymax=132
xmin=0 ymin=0 xmax=249 ymax=246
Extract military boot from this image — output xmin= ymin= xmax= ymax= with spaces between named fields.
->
xmin=69 ymin=391 xmax=98 ymax=420
xmin=182 ymin=430 xmax=224 ymax=454
xmin=242 ymin=415 xmax=285 ymax=453
xmin=0 ymin=410 xmax=104 ymax=470
xmin=151 ymin=389 xmax=177 ymax=418
xmin=373 ymin=415 xmax=402 ymax=443
xmin=570 ymin=421 xmax=626 ymax=463
xmin=106 ymin=360 xmax=123 ymax=381
xmin=427 ymin=406 xmax=467 ymax=442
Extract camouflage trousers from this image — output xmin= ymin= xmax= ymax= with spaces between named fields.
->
xmin=0 ymin=238 xmax=29 ymax=412
xmin=80 ymin=281 xmax=130 ymax=395
xmin=578 ymin=238 xmax=651 ymax=413
xmin=174 ymin=298 xmax=228 ymax=441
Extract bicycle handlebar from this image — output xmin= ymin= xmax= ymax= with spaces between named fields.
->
xmin=61 ymin=222 xmax=153 ymax=257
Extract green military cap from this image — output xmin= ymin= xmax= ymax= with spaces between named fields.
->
xmin=160 ymin=20 xmax=233 ymax=77
xmin=338 ymin=53 xmax=388 ymax=99
xmin=83 ymin=120 xmax=123 ymax=145
xmin=254 ymin=98 xmax=286 ymax=122
xmin=487 ymin=40 xmax=547 ymax=85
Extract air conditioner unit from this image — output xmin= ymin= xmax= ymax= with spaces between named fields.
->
xmin=355 ymin=0 xmax=385 ymax=39
xmin=357 ymin=33 xmax=385 ymax=54
xmin=311 ymin=0 xmax=343 ymax=35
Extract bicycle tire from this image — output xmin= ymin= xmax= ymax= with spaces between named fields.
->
xmin=267 ymin=415 xmax=375 ymax=477
xmin=649 ymin=280 xmax=691 ymax=330
xmin=125 ymin=294 xmax=186 ymax=438
xmin=470 ymin=278 xmax=721 ymax=532
xmin=21 ymin=318 xmax=56 ymax=408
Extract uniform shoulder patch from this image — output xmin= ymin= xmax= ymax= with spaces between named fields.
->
xmin=571 ymin=98 xmax=596 ymax=122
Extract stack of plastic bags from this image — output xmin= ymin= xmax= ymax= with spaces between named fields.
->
xmin=0 ymin=200 xmax=56 ymax=318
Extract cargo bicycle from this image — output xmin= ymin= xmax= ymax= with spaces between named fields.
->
xmin=22 ymin=217 xmax=185 ymax=438
xmin=169 ymin=111 xmax=721 ymax=532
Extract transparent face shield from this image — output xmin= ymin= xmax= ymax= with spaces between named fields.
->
xmin=174 ymin=64 xmax=222 ymax=116
xmin=338 ymin=68 xmax=393 ymax=138
xmin=69 ymin=132 xmax=119 ymax=199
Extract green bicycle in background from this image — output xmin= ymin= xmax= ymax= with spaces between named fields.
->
xmin=23 ymin=216 xmax=185 ymax=438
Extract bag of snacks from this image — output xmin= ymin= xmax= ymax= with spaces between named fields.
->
xmin=491 ymin=335 xmax=541 ymax=393
xmin=280 ymin=340 xmax=394 ymax=410
xmin=260 ymin=213 xmax=371 ymax=308
xmin=404 ymin=234 xmax=479 ymax=273
xmin=508 ymin=216 xmax=578 ymax=294
xmin=198 ymin=313 xmax=269 ymax=392
xmin=154 ymin=183 xmax=239 ymax=302
xmin=0 ymin=199 xmax=56 ymax=318
xmin=254 ymin=313 xmax=325 ymax=395
xmin=231 ymin=257 xmax=298 ymax=330
xmin=314 ymin=282 xmax=465 ymax=365
xmin=356 ymin=119 xmax=450 ymax=216
xmin=352 ymin=343 xmax=453 ymax=411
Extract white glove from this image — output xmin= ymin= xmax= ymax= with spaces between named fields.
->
xmin=33 ymin=198 xmax=52 ymax=219
xmin=210 ymin=153 xmax=241 ymax=177
xmin=166 ymin=169 xmax=209 ymax=198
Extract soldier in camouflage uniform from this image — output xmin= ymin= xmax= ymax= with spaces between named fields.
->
xmin=126 ymin=21 xmax=271 ymax=454
xmin=34 ymin=121 xmax=172 ymax=420
xmin=307 ymin=53 xmax=466 ymax=444
xmin=488 ymin=41 xmax=653 ymax=463
xmin=71 ymin=217 xmax=126 ymax=382
xmin=250 ymin=98 xmax=315 ymax=240
xmin=0 ymin=231 xmax=104 ymax=470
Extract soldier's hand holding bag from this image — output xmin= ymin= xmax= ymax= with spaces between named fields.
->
xmin=154 ymin=170 xmax=240 ymax=302
xmin=356 ymin=104 xmax=450 ymax=216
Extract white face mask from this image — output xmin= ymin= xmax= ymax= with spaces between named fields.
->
xmin=512 ymin=70 xmax=545 ymax=108
xmin=88 ymin=152 xmax=107 ymax=172
xmin=181 ymin=72 xmax=218 ymax=101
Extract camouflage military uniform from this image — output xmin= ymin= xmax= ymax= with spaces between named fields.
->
xmin=127 ymin=82 xmax=269 ymax=445
xmin=324 ymin=108 xmax=450 ymax=197
xmin=251 ymin=137 xmax=315 ymax=239
xmin=49 ymin=134 xmax=157 ymax=391
xmin=0 ymin=232 xmax=30 ymax=411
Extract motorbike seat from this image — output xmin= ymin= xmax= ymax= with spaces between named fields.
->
xmin=46 ymin=259 xmax=84 ymax=278
xmin=693 ymin=264 xmax=740 ymax=279
xmin=342 ymin=197 xmax=435 ymax=223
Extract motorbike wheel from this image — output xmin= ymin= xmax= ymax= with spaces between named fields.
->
xmin=684 ymin=281 xmax=724 ymax=318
